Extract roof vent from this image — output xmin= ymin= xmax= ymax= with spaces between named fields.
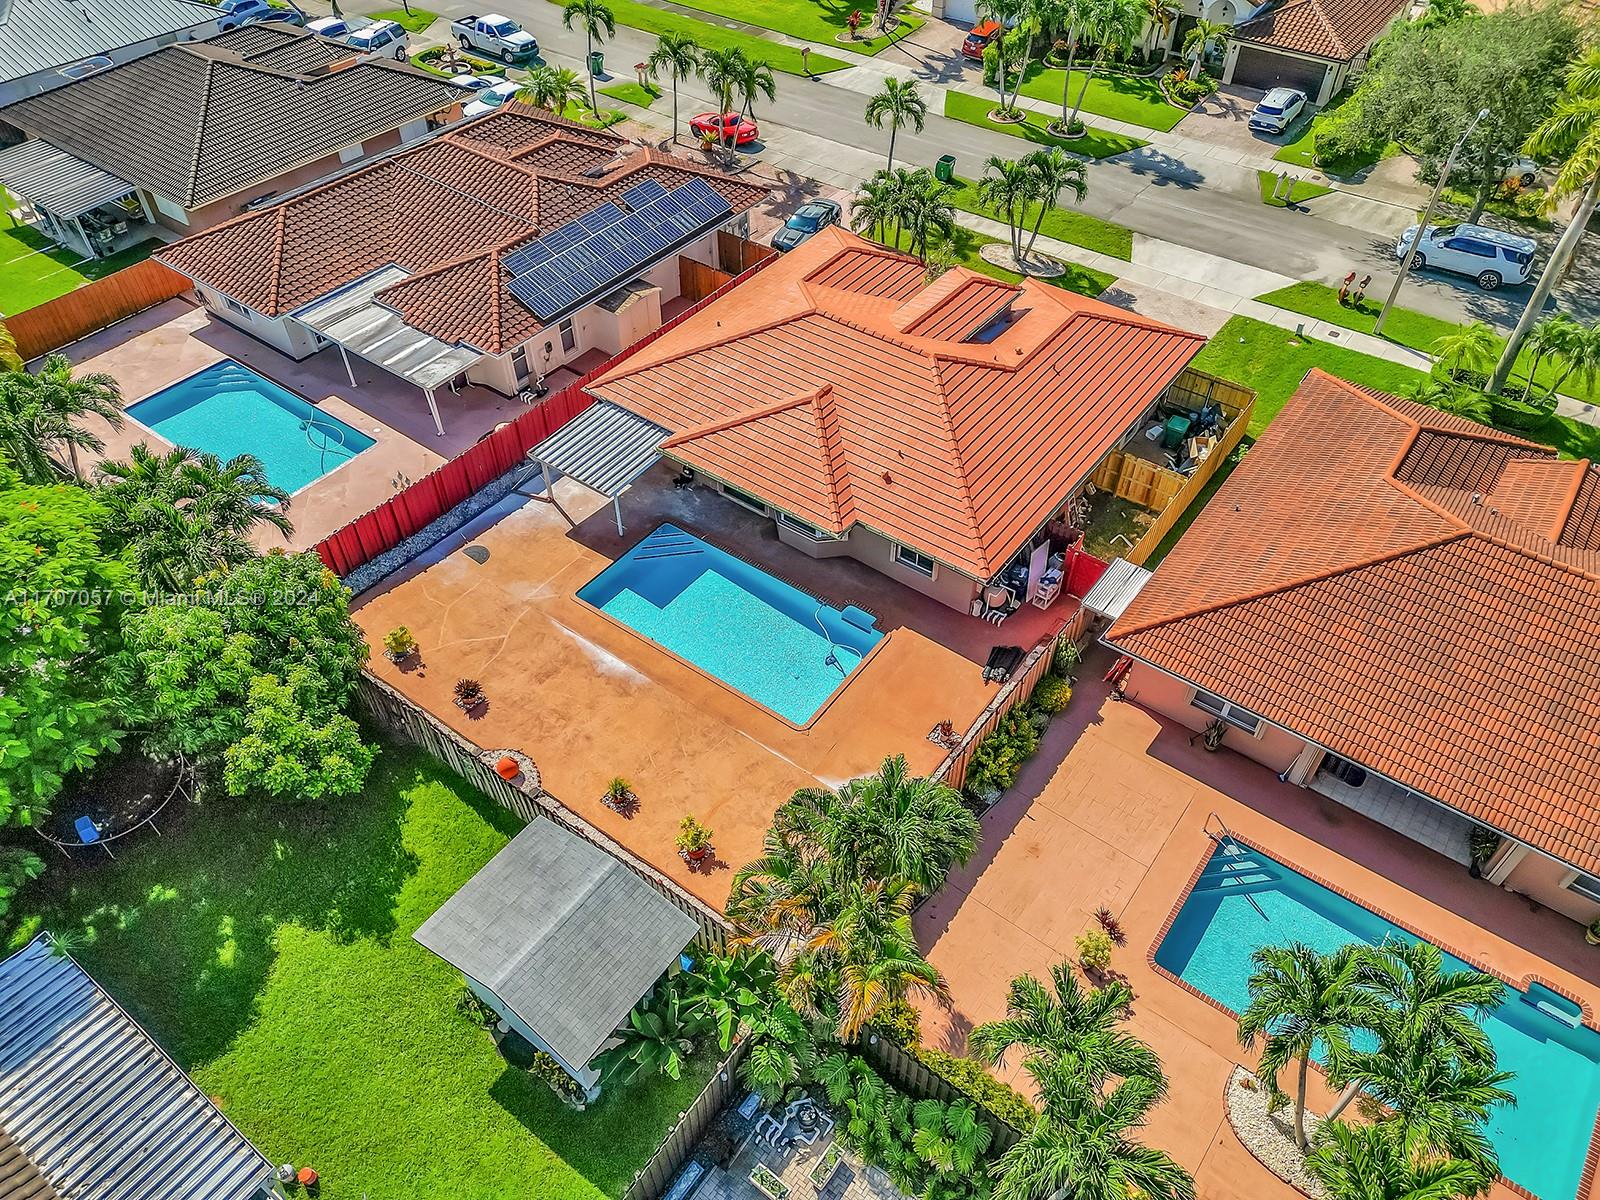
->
xmin=1471 ymin=492 xmax=1482 ymax=505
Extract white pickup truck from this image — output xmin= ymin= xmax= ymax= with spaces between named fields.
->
xmin=450 ymin=13 xmax=539 ymax=63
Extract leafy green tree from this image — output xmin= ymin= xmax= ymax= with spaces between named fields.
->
xmin=865 ymin=77 xmax=928 ymax=170
xmin=0 ymin=321 xmax=19 ymax=372
xmin=115 ymin=604 xmax=257 ymax=759
xmin=646 ymin=33 xmax=700 ymax=144
xmin=590 ymin=985 xmax=697 ymax=1082
xmin=562 ymin=0 xmax=615 ymax=112
xmin=222 ymin=668 xmax=374 ymax=801
xmin=1306 ymin=1120 xmax=1491 ymax=1200
xmin=0 ymin=846 xmax=44 ymax=922
xmin=0 ymin=354 xmax=123 ymax=482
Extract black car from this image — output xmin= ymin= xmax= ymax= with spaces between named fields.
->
xmin=772 ymin=199 xmax=842 ymax=251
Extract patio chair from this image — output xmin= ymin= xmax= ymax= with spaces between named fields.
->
xmin=754 ymin=1115 xmax=784 ymax=1148
xmin=74 ymin=816 xmax=114 ymax=860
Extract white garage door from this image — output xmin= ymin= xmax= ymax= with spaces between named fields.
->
xmin=943 ymin=0 xmax=978 ymax=25
xmin=1231 ymin=45 xmax=1329 ymax=95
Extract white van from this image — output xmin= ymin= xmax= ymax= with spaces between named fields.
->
xmin=1395 ymin=223 xmax=1536 ymax=290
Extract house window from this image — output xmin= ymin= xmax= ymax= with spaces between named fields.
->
xmin=221 ymin=295 xmax=252 ymax=320
xmin=893 ymin=544 xmax=936 ymax=578
xmin=1190 ymin=688 xmax=1261 ymax=735
xmin=1566 ymin=872 xmax=1600 ymax=905
xmin=777 ymin=512 xmax=833 ymax=540
xmin=558 ymin=317 xmax=576 ymax=352
xmin=720 ymin=484 xmax=768 ymax=515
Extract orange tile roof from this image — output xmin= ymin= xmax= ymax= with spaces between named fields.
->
xmin=1232 ymin=0 xmax=1406 ymax=59
xmin=1108 ymin=370 xmax=1600 ymax=874
xmin=590 ymin=229 xmax=1205 ymax=580
xmin=156 ymin=104 xmax=768 ymax=353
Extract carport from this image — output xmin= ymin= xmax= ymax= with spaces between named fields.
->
xmin=0 ymin=140 xmax=152 ymax=260
xmin=525 ymin=399 xmax=670 ymax=535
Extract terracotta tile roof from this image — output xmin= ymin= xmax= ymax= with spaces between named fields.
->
xmin=1232 ymin=0 xmax=1406 ymax=59
xmin=157 ymin=105 xmax=768 ymax=353
xmin=1108 ymin=370 xmax=1600 ymax=875
xmin=590 ymin=228 xmax=1206 ymax=580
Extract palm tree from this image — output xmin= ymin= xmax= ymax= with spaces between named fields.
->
xmin=1431 ymin=322 xmax=1498 ymax=384
xmin=1140 ymin=0 xmax=1177 ymax=57
xmin=851 ymin=170 xmax=902 ymax=245
xmin=0 ymin=352 xmax=123 ymax=482
xmin=520 ymin=64 xmax=584 ymax=114
xmin=978 ymin=0 xmax=1031 ymax=116
xmin=992 ymin=1074 xmax=1195 ymax=1200
xmin=645 ymin=33 xmax=699 ymax=144
xmin=1306 ymin=1121 xmax=1491 ymax=1200
xmin=979 ymin=154 xmax=1036 ymax=262
xmin=864 ymin=77 xmax=928 ymax=171
xmin=1488 ymin=47 xmax=1600 ymax=395
xmin=728 ymin=826 xmax=833 ymax=962
xmin=1065 ymin=0 xmax=1142 ymax=133
xmin=1181 ymin=18 xmax=1227 ymax=77
xmin=698 ymin=47 xmax=748 ymax=146
xmin=1553 ymin=322 xmax=1600 ymax=395
xmin=734 ymin=55 xmax=776 ymax=124
xmin=562 ymin=0 xmax=616 ymax=114
xmin=1519 ymin=312 xmax=1583 ymax=394
xmin=1022 ymin=148 xmax=1087 ymax=258
xmin=96 ymin=444 xmax=293 ymax=590
xmin=1409 ymin=379 xmax=1492 ymax=423
xmin=900 ymin=170 xmax=957 ymax=262
xmin=1235 ymin=943 xmax=1382 ymax=1151
xmin=1342 ymin=942 xmax=1504 ymax=1087
xmin=969 ymin=961 xmax=1162 ymax=1098
xmin=1046 ymin=0 xmax=1099 ymax=134
xmin=0 ymin=319 xmax=20 ymax=372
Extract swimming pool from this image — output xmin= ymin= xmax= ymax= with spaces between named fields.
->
xmin=126 ymin=361 xmax=375 ymax=494
xmin=1155 ymin=843 xmax=1600 ymax=1200
xmin=577 ymin=524 xmax=884 ymax=725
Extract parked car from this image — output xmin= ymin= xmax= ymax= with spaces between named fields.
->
xmin=1396 ymin=222 xmax=1536 ymax=290
xmin=462 ymin=78 xmax=524 ymax=118
xmin=690 ymin=111 xmax=759 ymax=146
xmin=962 ymin=19 xmax=1002 ymax=60
xmin=449 ymin=73 xmax=506 ymax=93
xmin=772 ymin=199 xmax=842 ymax=251
xmin=450 ymin=13 xmax=539 ymax=63
xmin=216 ymin=0 xmax=303 ymax=28
xmin=1504 ymin=156 xmax=1540 ymax=187
xmin=345 ymin=19 xmax=409 ymax=60
xmin=1248 ymin=87 xmax=1307 ymax=134
xmin=305 ymin=15 xmax=350 ymax=37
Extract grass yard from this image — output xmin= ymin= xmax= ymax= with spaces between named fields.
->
xmin=561 ymin=101 xmax=627 ymax=128
xmin=1255 ymin=170 xmax=1332 ymax=208
xmin=553 ymin=0 xmax=850 ymax=76
xmin=412 ymin=45 xmax=500 ymax=76
xmin=1256 ymin=280 xmax=1600 ymax=405
xmin=874 ymin=225 xmax=1116 ymax=298
xmin=1271 ymin=91 xmax=1399 ymax=175
xmin=365 ymin=5 xmax=437 ymax=30
xmin=947 ymin=176 xmax=1133 ymax=260
xmin=663 ymin=0 xmax=922 ymax=56
xmin=0 ymin=223 xmax=158 ymax=316
xmin=1007 ymin=63 xmax=1186 ymax=132
xmin=6 ymin=746 xmax=714 ymax=1200
xmin=600 ymin=81 xmax=661 ymax=108
xmin=944 ymin=92 xmax=1147 ymax=161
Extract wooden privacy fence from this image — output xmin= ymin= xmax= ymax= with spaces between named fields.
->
xmin=717 ymin=229 xmax=778 ymax=274
xmin=355 ymin=672 xmax=731 ymax=952
xmin=313 ymin=249 xmax=780 ymax=578
xmin=857 ymin=1030 xmax=1024 ymax=1155
xmin=7 ymin=258 xmax=190 ymax=360
xmin=679 ymin=257 xmax=733 ymax=303
xmin=623 ymin=1038 xmax=752 ymax=1200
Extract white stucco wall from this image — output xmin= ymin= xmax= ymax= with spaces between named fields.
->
xmin=195 ymin=286 xmax=324 ymax=358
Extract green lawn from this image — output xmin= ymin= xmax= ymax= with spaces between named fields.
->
xmin=1256 ymin=279 xmax=1600 ymax=405
xmin=875 ymin=225 xmax=1116 ymax=298
xmin=7 ymin=747 xmax=714 ymax=1200
xmin=1007 ymin=63 xmax=1186 ymax=132
xmin=412 ymin=45 xmax=501 ymax=76
xmin=600 ymin=81 xmax=662 ymax=108
xmin=947 ymin=176 xmax=1133 ymax=260
xmin=0 ymin=222 xmax=158 ymax=316
xmin=662 ymin=0 xmax=922 ymax=56
xmin=943 ymin=92 xmax=1147 ymax=161
xmin=553 ymin=0 xmax=850 ymax=76
xmin=561 ymin=100 xmax=627 ymax=128
xmin=365 ymin=5 xmax=437 ymax=30
xmin=1271 ymin=91 xmax=1399 ymax=174
xmin=1255 ymin=169 xmax=1332 ymax=208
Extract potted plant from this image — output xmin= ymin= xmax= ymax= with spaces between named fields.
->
xmin=453 ymin=678 xmax=485 ymax=712
xmin=1587 ymin=919 xmax=1600 ymax=947
xmin=495 ymin=755 xmax=521 ymax=781
xmin=1076 ymin=928 xmax=1114 ymax=976
xmin=383 ymin=625 xmax=418 ymax=663
xmin=602 ymin=776 xmax=636 ymax=813
xmin=934 ymin=719 xmax=959 ymax=749
xmin=676 ymin=815 xmax=714 ymax=864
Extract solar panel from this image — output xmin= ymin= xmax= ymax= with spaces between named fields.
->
xmin=577 ymin=202 xmax=627 ymax=233
xmin=621 ymin=178 xmax=670 ymax=209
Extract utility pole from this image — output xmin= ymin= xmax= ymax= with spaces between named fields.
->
xmin=1375 ymin=107 xmax=1490 ymax=337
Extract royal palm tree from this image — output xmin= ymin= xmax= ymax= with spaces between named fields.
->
xmin=645 ymin=33 xmax=699 ymax=144
xmin=1307 ymin=1121 xmax=1491 ymax=1200
xmin=520 ymin=64 xmax=584 ymax=114
xmin=562 ymin=0 xmax=616 ymax=113
xmin=979 ymin=154 xmax=1036 ymax=262
xmin=1046 ymin=0 xmax=1100 ymax=134
xmin=0 ymin=352 xmax=123 ymax=482
xmin=1236 ymin=943 xmax=1382 ymax=1151
xmin=978 ymin=0 xmax=1030 ymax=116
xmin=1022 ymin=148 xmax=1087 ymax=258
xmin=698 ymin=47 xmax=748 ymax=146
xmin=1181 ymin=18 xmax=1227 ymax=77
xmin=1431 ymin=322 xmax=1498 ymax=384
xmin=1066 ymin=0 xmax=1143 ymax=133
xmin=864 ymin=77 xmax=928 ymax=171
xmin=969 ymin=961 xmax=1162 ymax=1098
xmin=851 ymin=170 xmax=902 ymax=244
xmin=899 ymin=169 xmax=957 ymax=261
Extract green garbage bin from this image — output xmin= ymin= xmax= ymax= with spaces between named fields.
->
xmin=1162 ymin=413 xmax=1192 ymax=450
xmin=588 ymin=50 xmax=604 ymax=74
xmin=935 ymin=154 xmax=956 ymax=183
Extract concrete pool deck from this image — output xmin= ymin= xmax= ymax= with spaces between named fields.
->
xmin=914 ymin=654 xmax=1600 ymax=1200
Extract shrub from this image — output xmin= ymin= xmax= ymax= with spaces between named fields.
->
xmin=1053 ymin=637 xmax=1081 ymax=677
xmin=1094 ymin=905 xmax=1125 ymax=944
xmin=527 ymin=1046 xmax=590 ymax=1106
xmin=1311 ymin=115 xmax=1385 ymax=170
xmin=1489 ymin=395 xmax=1555 ymax=432
xmin=1031 ymin=674 xmax=1073 ymax=715
xmin=456 ymin=984 xmax=499 ymax=1028
xmin=964 ymin=708 xmax=1041 ymax=799
xmin=454 ymin=678 xmax=484 ymax=705
xmin=383 ymin=626 xmax=417 ymax=658
xmin=676 ymin=814 xmax=713 ymax=854
xmin=875 ymin=998 xmax=924 ymax=1049
xmin=913 ymin=1045 xmax=1037 ymax=1132
xmin=606 ymin=776 xmax=632 ymax=803
xmin=1076 ymin=928 xmax=1114 ymax=972
xmin=1468 ymin=824 xmax=1502 ymax=866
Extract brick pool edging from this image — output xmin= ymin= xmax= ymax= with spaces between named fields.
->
xmin=1143 ymin=829 xmax=1600 ymax=1200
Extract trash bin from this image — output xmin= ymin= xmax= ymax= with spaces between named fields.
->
xmin=935 ymin=154 xmax=956 ymax=183
xmin=588 ymin=50 xmax=604 ymax=75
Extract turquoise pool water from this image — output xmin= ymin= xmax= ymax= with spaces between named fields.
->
xmin=1155 ymin=844 xmax=1600 ymax=1200
xmin=127 ymin=361 xmax=375 ymax=494
xmin=577 ymin=524 xmax=883 ymax=724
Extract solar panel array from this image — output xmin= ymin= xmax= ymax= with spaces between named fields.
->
xmin=506 ymin=178 xmax=734 ymax=320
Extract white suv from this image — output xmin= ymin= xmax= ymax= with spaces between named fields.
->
xmin=1248 ymin=87 xmax=1307 ymax=134
xmin=345 ymin=19 xmax=410 ymax=60
xmin=1396 ymin=222 xmax=1536 ymax=290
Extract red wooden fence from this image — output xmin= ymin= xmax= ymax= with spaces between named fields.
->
xmin=313 ymin=254 xmax=778 ymax=577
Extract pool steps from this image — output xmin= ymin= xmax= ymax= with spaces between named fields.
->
xmin=1191 ymin=850 xmax=1282 ymax=894
xmin=1525 ymin=981 xmax=1584 ymax=1028
xmin=632 ymin=529 xmax=705 ymax=562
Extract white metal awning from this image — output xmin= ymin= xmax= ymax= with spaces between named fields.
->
xmin=526 ymin=400 xmax=669 ymax=534
xmin=0 ymin=140 xmax=136 ymax=218
xmin=1081 ymin=558 xmax=1153 ymax=620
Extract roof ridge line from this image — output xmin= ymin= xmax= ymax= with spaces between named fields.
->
xmin=660 ymin=388 xmax=817 ymax=446
xmin=1552 ymin=457 xmax=1594 ymax=545
xmin=924 ymin=356 xmax=990 ymax=572
xmin=181 ymin=54 xmax=219 ymax=205
xmin=810 ymin=384 xmax=851 ymax=527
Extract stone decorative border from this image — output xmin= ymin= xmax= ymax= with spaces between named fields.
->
xmin=481 ymin=748 xmax=541 ymax=794
xmin=1223 ymin=1067 xmax=1326 ymax=1199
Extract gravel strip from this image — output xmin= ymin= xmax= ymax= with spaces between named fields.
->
xmin=1224 ymin=1066 xmax=1328 ymax=1199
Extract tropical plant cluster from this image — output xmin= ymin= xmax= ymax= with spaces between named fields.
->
xmin=1411 ymin=313 xmax=1600 ymax=430
xmin=963 ymin=664 xmax=1074 ymax=800
xmin=852 ymin=168 xmax=960 ymax=263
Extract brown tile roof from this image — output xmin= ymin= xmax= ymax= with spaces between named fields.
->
xmin=590 ymin=228 xmax=1207 ymax=580
xmin=1232 ymin=0 xmax=1406 ymax=60
xmin=1108 ymin=370 xmax=1600 ymax=874
xmin=157 ymin=104 xmax=768 ymax=353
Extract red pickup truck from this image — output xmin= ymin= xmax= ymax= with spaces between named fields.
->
xmin=962 ymin=19 xmax=1002 ymax=59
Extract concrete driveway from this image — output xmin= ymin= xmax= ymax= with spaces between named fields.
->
xmin=1174 ymin=85 xmax=1296 ymax=162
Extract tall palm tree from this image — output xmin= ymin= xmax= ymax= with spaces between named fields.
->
xmin=969 ymin=961 xmax=1162 ymax=1098
xmin=900 ymin=170 xmax=957 ymax=261
xmin=0 ymin=319 xmax=20 ymax=372
xmin=520 ymin=65 xmax=584 ymax=114
xmin=1066 ymin=0 xmax=1142 ymax=133
xmin=1022 ymin=148 xmax=1087 ymax=258
xmin=1236 ymin=943 xmax=1382 ymax=1151
xmin=96 ymin=444 xmax=293 ymax=591
xmin=1553 ymin=321 xmax=1600 ymax=395
xmin=1181 ymin=18 xmax=1227 ymax=77
xmin=1306 ymin=1121 xmax=1491 ymax=1200
xmin=851 ymin=170 xmax=902 ymax=245
xmin=0 ymin=352 xmax=123 ymax=482
xmin=1488 ymin=47 xmax=1600 ymax=395
xmin=979 ymin=154 xmax=1036 ymax=262
xmin=864 ymin=77 xmax=928 ymax=171
xmin=992 ymin=1074 xmax=1195 ymax=1200
xmin=734 ymin=55 xmax=776 ymax=124
xmin=978 ymin=0 xmax=1030 ymax=116
xmin=1519 ymin=312 xmax=1583 ymax=394
xmin=1046 ymin=0 xmax=1099 ymax=134
xmin=645 ymin=33 xmax=699 ymax=145
xmin=1431 ymin=322 xmax=1498 ymax=384
xmin=1140 ymin=0 xmax=1177 ymax=57
xmin=562 ymin=0 xmax=616 ymax=113
xmin=698 ymin=46 xmax=748 ymax=146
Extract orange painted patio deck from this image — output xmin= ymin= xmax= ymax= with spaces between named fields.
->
xmin=913 ymin=655 xmax=1600 ymax=1200
xmin=353 ymin=463 xmax=1071 ymax=909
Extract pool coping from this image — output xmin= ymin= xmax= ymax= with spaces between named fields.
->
xmin=572 ymin=520 xmax=893 ymax=734
xmin=123 ymin=359 xmax=377 ymax=501
xmin=1145 ymin=830 xmax=1600 ymax=1200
